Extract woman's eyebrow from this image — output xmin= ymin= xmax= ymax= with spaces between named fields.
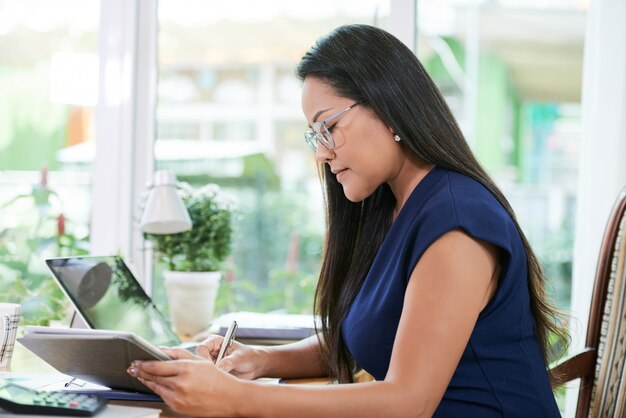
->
xmin=312 ymin=108 xmax=332 ymax=123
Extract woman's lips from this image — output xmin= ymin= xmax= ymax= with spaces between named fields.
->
xmin=335 ymin=168 xmax=348 ymax=182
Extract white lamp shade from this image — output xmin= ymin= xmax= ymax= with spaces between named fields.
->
xmin=140 ymin=170 xmax=192 ymax=234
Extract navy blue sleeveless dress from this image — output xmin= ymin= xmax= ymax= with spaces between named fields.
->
xmin=342 ymin=167 xmax=560 ymax=417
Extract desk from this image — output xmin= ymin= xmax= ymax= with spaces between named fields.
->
xmin=3 ymin=338 xmax=338 ymax=418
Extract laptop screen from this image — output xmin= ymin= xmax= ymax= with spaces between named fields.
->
xmin=46 ymin=255 xmax=181 ymax=347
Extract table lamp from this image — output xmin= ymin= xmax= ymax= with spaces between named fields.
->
xmin=140 ymin=170 xmax=192 ymax=234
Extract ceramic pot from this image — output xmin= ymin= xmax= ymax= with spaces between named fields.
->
xmin=163 ymin=270 xmax=220 ymax=337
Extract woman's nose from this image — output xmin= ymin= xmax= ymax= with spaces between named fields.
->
xmin=314 ymin=144 xmax=334 ymax=163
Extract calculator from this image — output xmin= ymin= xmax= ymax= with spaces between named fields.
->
xmin=0 ymin=381 xmax=108 ymax=416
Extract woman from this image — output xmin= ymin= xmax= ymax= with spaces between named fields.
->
xmin=127 ymin=24 xmax=567 ymax=417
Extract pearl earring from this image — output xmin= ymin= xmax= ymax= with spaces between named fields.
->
xmin=393 ymin=134 xmax=402 ymax=142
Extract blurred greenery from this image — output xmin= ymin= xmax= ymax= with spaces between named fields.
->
xmin=216 ymin=268 xmax=318 ymax=315
xmin=213 ymin=187 xmax=322 ymax=315
xmin=111 ymin=257 xmax=151 ymax=307
xmin=151 ymin=186 xmax=323 ymax=318
xmin=539 ymin=221 xmax=575 ymax=311
xmin=0 ymin=67 xmax=67 ymax=171
xmin=0 ymin=170 xmax=90 ymax=325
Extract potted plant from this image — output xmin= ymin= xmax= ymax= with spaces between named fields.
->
xmin=145 ymin=183 xmax=233 ymax=337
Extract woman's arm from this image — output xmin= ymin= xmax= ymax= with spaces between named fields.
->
xmin=131 ymin=229 xmax=500 ymax=418
xmin=256 ymin=334 xmax=330 ymax=379
xmin=240 ymin=229 xmax=500 ymax=418
xmin=195 ymin=333 xmax=329 ymax=380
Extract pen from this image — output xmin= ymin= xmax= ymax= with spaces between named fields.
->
xmin=215 ymin=320 xmax=238 ymax=363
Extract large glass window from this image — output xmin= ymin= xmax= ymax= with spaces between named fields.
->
xmin=153 ymin=1 xmax=391 ymax=316
xmin=0 ymin=0 xmax=99 ymax=325
xmin=415 ymin=7 xmax=585 ymax=409
xmin=0 ymin=0 xmax=584 ymax=331
xmin=416 ymin=0 xmax=586 ymax=311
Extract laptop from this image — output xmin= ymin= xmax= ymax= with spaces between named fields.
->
xmin=45 ymin=255 xmax=194 ymax=349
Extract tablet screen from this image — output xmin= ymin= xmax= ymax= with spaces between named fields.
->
xmin=46 ymin=255 xmax=181 ymax=347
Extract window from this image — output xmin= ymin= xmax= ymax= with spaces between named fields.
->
xmin=0 ymin=0 xmax=99 ymax=325
xmin=153 ymin=0 xmax=391 ymax=315
xmin=1 ymin=0 xmax=584 ymax=330
xmin=415 ymin=0 xmax=587 ymax=310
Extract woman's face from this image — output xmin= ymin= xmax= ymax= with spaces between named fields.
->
xmin=301 ymin=77 xmax=405 ymax=202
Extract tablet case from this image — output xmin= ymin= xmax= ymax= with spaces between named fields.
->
xmin=17 ymin=328 xmax=169 ymax=394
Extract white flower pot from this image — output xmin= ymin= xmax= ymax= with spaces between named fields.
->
xmin=163 ymin=270 xmax=221 ymax=337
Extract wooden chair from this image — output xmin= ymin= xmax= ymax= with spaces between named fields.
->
xmin=552 ymin=187 xmax=626 ymax=417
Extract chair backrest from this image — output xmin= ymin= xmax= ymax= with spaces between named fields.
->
xmin=553 ymin=187 xmax=626 ymax=417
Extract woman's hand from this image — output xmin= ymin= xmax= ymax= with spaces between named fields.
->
xmin=127 ymin=350 xmax=244 ymax=418
xmin=194 ymin=335 xmax=268 ymax=380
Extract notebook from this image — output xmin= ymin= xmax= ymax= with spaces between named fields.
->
xmin=45 ymin=255 xmax=190 ymax=349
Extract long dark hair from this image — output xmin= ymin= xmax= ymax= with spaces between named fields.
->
xmin=296 ymin=24 xmax=568 ymax=385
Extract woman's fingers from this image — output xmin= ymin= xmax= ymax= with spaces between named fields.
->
xmin=215 ymin=356 xmax=234 ymax=372
xmin=196 ymin=335 xmax=224 ymax=360
xmin=128 ymin=360 xmax=239 ymax=417
xmin=161 ymin=347 xmax=200 ymax=360
xmin=127 ymin=359 xmax=183 ymax=389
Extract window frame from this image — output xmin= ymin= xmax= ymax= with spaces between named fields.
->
xmin=91 ymin=0 xmax=157 ymax=288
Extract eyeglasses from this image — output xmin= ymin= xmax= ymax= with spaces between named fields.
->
xmin=304 ymin=99 xmax=364 ymax=152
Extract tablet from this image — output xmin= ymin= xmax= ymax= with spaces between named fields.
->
xmin=18 ymin=327 xmax=169 ymax=394
xmin=45 ymin=256 xmax=181 ymax=348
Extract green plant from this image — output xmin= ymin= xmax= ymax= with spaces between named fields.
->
xmin=145 ymin=183 xmax=233 ymax=272
xmin=0 ymin=167 xmax=90 ymax=325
